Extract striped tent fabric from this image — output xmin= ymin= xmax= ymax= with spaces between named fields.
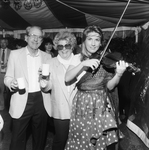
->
xmin=0 ymin=0 xmax=149 ymax=30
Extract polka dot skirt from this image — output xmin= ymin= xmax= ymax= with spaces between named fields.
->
xmin=65 ymin=90 xmax=123 ymax=150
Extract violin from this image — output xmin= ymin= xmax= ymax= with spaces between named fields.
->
xmin=91 ymin=51 xmax=141 ymax=75
xmin=87 ymin=0 xmax=136 ymax=75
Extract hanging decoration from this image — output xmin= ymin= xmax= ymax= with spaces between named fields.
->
xmin=24 ymin=0 xmax=32 ymax=10
xmin=0 ymin=0 xmax=10 ymax=9
xmin=33 ymin=0 xmax=42 ymax=8
xmin=0 ymin=0 xmax=43 ymax=10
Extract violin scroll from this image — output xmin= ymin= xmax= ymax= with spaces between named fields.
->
xmin=127 ymin=63 xmax=141 ymax=75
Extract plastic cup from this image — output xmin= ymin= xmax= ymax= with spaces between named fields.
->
xmin=17 ymin=77 xmax=25 ymax=90
xmin=42 ymin=64 xmax=50 ymax=77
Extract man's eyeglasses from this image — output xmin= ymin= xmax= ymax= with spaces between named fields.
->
xmin=57 ymin=44 xmax=71 ymax=50
xmin=28 ymin=34 xmax=43 ymax=41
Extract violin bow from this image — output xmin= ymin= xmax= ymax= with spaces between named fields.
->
xmin=99 ymin=0 xmax=131 ymax=63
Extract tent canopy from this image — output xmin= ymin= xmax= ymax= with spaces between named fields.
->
xmin=0 ymin=0 xmax=149 ymax=31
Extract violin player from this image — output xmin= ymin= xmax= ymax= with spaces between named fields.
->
xmin=64 ymin=25 xmax=129 ymax=150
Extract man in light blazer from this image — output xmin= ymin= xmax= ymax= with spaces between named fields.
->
xmin=4 ymin=26 xmax=51 ymax=150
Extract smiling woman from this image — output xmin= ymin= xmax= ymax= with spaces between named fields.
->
xmin=64 ymin=25 xmax=129 ymax=150
xmin=53 ymin=31 xmax=77 ymax=60
xmin=39 ymin=31 xmax=77 ymax=150
xmin=53 ymin=31 xmax=76 ymax=50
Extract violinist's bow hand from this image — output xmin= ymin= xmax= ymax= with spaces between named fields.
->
xmin=82 ymin=59 xmax=100 ymax=71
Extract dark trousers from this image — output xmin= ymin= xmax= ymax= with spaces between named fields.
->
xmin=3 ymin=85 xmax=11 ymax=111
xmin=9 ymin=91 xmax=48 ymax=150
xmin=52 ymin=118 xmax=70 ymax=150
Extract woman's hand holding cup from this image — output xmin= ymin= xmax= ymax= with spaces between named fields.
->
xmin=42 ymin=64 xmax=50 ymax=80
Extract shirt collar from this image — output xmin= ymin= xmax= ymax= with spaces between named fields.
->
xmin=26 ymin=46 xmax=40 ymax=57
xmin=1 ymin=48 xmax=7 ymax=51
xmin=57 ymin=53 xmax=74 ymax=65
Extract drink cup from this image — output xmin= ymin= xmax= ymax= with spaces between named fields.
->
xmin=17 ymin=77 xmax=25 ymax=90
xmin=42 ymin=64 xmax=50 ymax=77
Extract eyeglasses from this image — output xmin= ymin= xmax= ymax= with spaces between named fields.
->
xmin=28 ymin=34 xmax=43 ymax=41
xmin=57 ymin=44 xmax=71 ymax=50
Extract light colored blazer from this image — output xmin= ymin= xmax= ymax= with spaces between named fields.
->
xmin=4 ymin=47 xmax=52 ymax=119
xmin=42 ymin=57 xmax=77 ymax=120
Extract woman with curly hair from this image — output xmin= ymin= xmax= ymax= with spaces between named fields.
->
xmin=39 ymin=31 xmax=77 ymax=150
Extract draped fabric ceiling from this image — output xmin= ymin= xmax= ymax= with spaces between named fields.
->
xmin=0 ymin=0 xmax=149 ymax=30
